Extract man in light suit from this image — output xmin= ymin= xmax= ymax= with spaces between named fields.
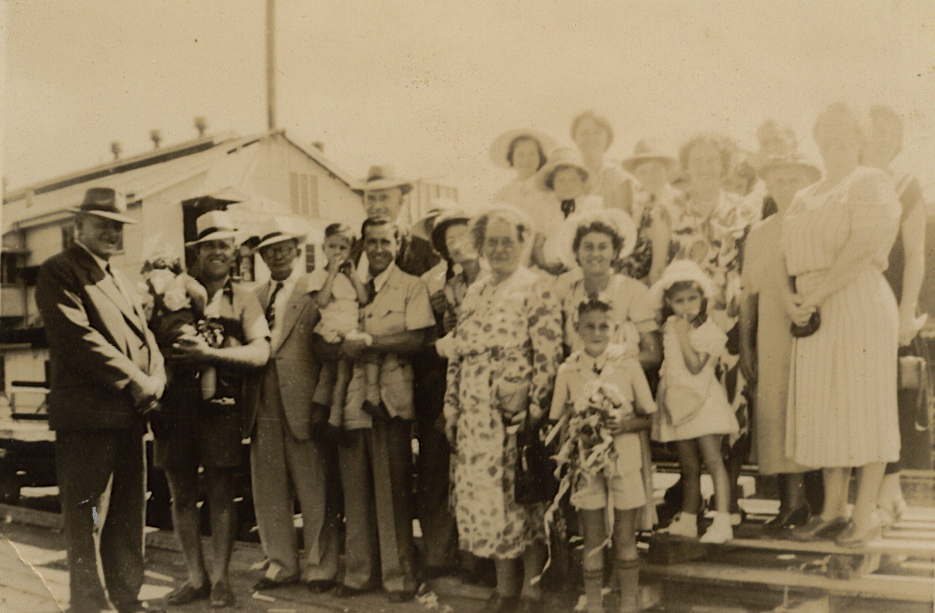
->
xmin=35 ymin=187 xmax=166 ymax=613
xmin=247 ymin=219 xmax=339 ymax=593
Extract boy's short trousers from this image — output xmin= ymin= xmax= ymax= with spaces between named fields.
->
xmin=570 ymin=468 xmax=645 ymax=511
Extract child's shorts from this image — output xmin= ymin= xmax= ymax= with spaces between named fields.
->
xmin=570 ymin=469 xmax=645 ymax=511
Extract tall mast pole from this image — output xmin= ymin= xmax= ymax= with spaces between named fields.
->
xmin=266 ymin=0 xmax=276 ymax=130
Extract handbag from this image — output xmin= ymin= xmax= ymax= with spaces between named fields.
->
xmin=790 ymin=308 xmax=821 ymax=338
xmin=514 ymin=409 xmax=559 ymax=505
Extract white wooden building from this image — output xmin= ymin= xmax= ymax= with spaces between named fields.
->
xmin=0 ymin=129 xmax=455 ymax=417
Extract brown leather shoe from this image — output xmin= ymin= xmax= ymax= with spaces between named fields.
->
xmin=306 ymin=579 xmax=337 ymax=594
xmin=164 ymin=581 xmax=210 ymax=606
xmin=252 ymin=575 xmax=299 ymax=591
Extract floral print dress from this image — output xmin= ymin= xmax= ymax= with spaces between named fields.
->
xmin=657 ymin=191 xmax=755 ymax=445
xmin=443 ymin=267 xmax=563 ymax=558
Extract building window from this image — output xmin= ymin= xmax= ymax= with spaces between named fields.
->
xmin=305 ymin=245 xmax=316 ymax=272
xmin=307 ymin=175 xmax=318 ymax=217
xmin=1 ymin=254 xmax=18 ymax=285
xmin=290 ymin=173 xmax=299 ymax=212
xmin=290 ymin=173 xmax=319 ymax=218
xmin=236 ymin=247 xmax=255 ymax=282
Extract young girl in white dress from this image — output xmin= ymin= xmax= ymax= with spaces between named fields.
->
xmin=650 ymin=261 xmax=739 ymax=543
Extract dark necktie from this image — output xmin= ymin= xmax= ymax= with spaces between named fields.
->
xmin=560 ymin=199 xmax=576 ymax=218
xmin=105 ymin=264 xmax=133 ymax=306
xmin=366 ymin=278 xmax=376 ymax=301
xmin=265 ymin=281 xmax=283 ymax=326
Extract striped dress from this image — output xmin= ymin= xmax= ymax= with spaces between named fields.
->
xmin=779 ymin=167 xmax=901 ymax=467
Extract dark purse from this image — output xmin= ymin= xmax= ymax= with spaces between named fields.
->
xmin=514 ymin=410 xmax=559 ymax=505
xmin=789 ymin=277 xmax=821 ymax=338
xmin=790 ymin=308 xmax=821 ymax=338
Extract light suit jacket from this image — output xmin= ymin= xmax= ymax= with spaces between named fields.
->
xmin=245 ymin=274 xmax=321 ymax=440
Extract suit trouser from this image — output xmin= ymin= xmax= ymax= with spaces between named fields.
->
xmin=56 ymin=428 xmax=145 ymax=613
xmin=414 ymin=360 xmax=458 ymax=568
xmin=338 ymin=420 xmax=417 ymax=592
xmin=251 ymin=372 xmax=339 ymax=582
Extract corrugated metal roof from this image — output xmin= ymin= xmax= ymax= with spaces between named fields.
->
xmin=2 ymin=130 xmax=359 ymax=233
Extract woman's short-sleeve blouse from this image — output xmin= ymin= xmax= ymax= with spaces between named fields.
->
xmin=780 ymin=167 xmax=900 ymax=277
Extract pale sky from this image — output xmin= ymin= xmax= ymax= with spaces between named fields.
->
xmin=4 ymin=0 xmax=935 ymax=204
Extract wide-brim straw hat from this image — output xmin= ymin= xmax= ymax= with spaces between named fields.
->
xmin=70 ymin=187 xmax=137 ymax=224
xmin=354 ymin=164 xmax=413 ymax=195
xmin=252 ymin=217 xmax=308 ymax=252
xmin=489 ymin=128 xmax=558 ymax=169
xmin=430 ymin=207 xmax=475 ymax=259
xmin=411 ymin=197 xmax=460 ymax=242
xmin=468 ymin=203 xmax=535 ymax=247
xmin=185 ymin=210 xmax=239 ymax=246
xmin=535 ymin=147 xmax=591 ymax=191
xmin=557 ymin=209 xmax=638 ymax=268
xmin=621 ymin=139 xmax=678 ymax=174
xmin=647 ymin=260 xmax=717 ymax=308
xmin=756 ymin=152 xmax=822 ymax=184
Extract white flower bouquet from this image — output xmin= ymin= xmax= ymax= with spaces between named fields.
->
xmin=553 ymin=380 xmax=631 ymax=481
xmin=139 ymin=251 xmax=226 ymax=401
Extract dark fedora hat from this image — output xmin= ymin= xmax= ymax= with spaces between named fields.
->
xmin=71 ymin=187 xmax=137 ymax=224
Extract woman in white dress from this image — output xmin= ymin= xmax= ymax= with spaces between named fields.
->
xmin=491 ymin=128 xmax=557 ymax=218
xmin=781 ymin=103 xmax=902 ymax=547
xmin=571 ymin=110 xmax=638 ymax=215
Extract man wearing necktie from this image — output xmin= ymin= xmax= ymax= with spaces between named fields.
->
xmin=244 ymin=219 xmax=340 ymax=594
xmin=155 ymin=211 xmax=270 ymax=608
xmin=36 ymin=187 xmax=167 ymax=613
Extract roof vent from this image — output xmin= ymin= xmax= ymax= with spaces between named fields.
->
xmin=195 ymin=116 xmax=208 ymax=137
xmin=111 ymin=141 xmax=122 ymax=159
xmin=150 ymin=130 xmax=162 ymax=149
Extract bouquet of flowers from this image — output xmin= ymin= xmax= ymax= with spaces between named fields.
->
xmin=553 ymin=380 xmax=631 ymax=483
xmin=138 ymin=251 xmax=225 ymax=401
xmin=540 ymin=380 xmax=634 ymax=579
xmin=138 ymin=251 xmax=207 ymax=346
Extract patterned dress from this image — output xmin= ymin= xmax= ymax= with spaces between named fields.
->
xmin=658 ymin=191 xmax=755 ymax=446
xmin=617 ymin=185 xmax=685 ymax=281
xmin=779 ymin=167 xmax=901 ymax=467
xmin=443 ymin=267 xmax=563 ymax=558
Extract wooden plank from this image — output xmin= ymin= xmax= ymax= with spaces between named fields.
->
xmin=646 ymin=534 xmax=708 ymax=565
xmin=723 ymin=536 xmax=935 ymax=560
xmin=642 ymin=561 xmax=934 ymax=602
xmin=0 ymin=503 xmax=62 ymax=530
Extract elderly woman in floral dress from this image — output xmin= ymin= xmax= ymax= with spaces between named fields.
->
xmin=443 ymin=206 xmax=563 ymax=613
xmin=651 ymin=133 xmax=756 ymax=524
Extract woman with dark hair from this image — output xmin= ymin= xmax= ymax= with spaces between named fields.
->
xmin=781 ymin=103 xmax=902 ymax=547
xmin=651 ymin=132 xmax=756 ymax=525
xmin=554 ymin=209 xmax=661 ymax=369
xmin=443 ymin=206 xmax=563 ymax=613
xmin=491 ymin=128 xmax=558 ymax=219
xmin=430 ymin=208 xmax=483 ymax=335
xmin=571 ymin=110 xmax=638 ymax=215
xmin=863 ymin=104 xmax=928 ymax=526
xmin=532 ymin=147 xmax=603 ymax=275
